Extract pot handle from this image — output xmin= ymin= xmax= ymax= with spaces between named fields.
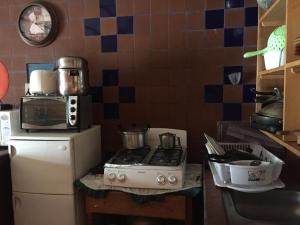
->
xmin=146 ymin=123 xmax=151 ymax=132
xmin=176 ymin=137 xmax=182 ymax=148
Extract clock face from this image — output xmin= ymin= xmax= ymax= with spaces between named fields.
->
xmin=18 ymin=2 xmax=57 ymax=47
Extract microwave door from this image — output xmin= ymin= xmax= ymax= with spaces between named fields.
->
xmin=21 ymin=98 xmax=67 ymax=130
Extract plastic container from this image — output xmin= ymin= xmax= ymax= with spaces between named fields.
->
xmin=263 ymin=49 xmax=285 ymax=70
xmin=205 ymin=142 xmax=284 ymax=186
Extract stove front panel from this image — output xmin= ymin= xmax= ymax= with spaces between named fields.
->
xmin=103 ymin=166 xmax=184 ymax=189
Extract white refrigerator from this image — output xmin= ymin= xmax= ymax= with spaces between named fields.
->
xmin=8 ymin=126 xmax=101 ymax=225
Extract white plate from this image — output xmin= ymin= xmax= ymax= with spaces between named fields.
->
xmin=208 ymin=161 xmax=285 ymax=193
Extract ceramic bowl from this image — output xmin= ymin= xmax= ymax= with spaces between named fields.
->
xmin=257 ymin=0 xmax=273 ymax=10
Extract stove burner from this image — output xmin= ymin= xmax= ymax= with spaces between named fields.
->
xmin=109 ymin=147 xmax=151 ymax=165
xmin=149 ymin=148 xmax=183 ymax=166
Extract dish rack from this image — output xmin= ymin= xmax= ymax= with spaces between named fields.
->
xmin=205 ymin=142 xmax=285 ymax=190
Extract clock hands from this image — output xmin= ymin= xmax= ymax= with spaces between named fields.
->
xmin=36 ymin=23 xmax=45 ymax=32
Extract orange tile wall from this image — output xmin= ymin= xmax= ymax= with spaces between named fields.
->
xmin=0 ymin=0 xmax=257 ymax=162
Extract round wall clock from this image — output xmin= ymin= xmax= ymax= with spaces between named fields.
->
xmin=18 ymin=1 xmax=58 ymax=47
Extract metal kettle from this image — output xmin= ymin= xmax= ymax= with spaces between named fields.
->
xmin=159 ymin=132 xmax=181 ymax=149
xmin=253 ymin=87 xmax=283 ymax=119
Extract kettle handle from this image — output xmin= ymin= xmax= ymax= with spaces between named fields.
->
xmin=176 ymin=137 xmax=182 ymax=148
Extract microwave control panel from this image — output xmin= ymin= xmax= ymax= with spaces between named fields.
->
xmin=68 ymin=96 xmax=78 ymax=126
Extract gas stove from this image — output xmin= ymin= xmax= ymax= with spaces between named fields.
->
xmin=103 ymin=146 xmax=186 ymax=189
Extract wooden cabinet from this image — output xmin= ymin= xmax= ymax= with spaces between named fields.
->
xmin=256 ymin=0 xmax=300 ymax=157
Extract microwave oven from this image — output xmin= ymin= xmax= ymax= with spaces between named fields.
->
xmin=20 ymin=95 xmax=92 ymax=131
xmin=0 ymin=110 xmax=20 ymax=146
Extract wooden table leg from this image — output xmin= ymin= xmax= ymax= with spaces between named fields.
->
xmin=185 ymin=198 xmax=193 ymax=225
xmin=87 ymin=213 xmax=93 ymax=225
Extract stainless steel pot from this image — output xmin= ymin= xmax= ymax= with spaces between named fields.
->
xmin=159 ymin=132 xmax=181 ymax=149
xmin=56 ymin=56 xmax=89 ymax=96
xmin=58 ymin=68 xmax=88 ymax=95
xmin=121 ymin=127 xmax=148 ymax=149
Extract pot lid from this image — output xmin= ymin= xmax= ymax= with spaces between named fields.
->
xmin=0 ymin=62 xmax=9 ymax=100
xmin=122 ymin=128 xmax=148 ymax=134
xmin=56 ymin=56 xmax=88 ymax=69
xmin=258 ymin=102 xmax=283 ymax=119
xmin=159 ymin=132 xmax=176 ymax=137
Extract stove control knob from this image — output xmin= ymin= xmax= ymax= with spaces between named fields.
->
xmin=168 ymin=176 xmax=177 ymax=185
xmin=156 ymin=175 xmax=166 ymax=185
xmin=117 ymin=174 xmax=126 ymax=182
xmin=107 ymin=173 xmax=116 ymax=181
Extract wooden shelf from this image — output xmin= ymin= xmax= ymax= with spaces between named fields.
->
xmin=258 ymin=66 xmax=285 ymax=77
xmin=259 ymin=0 xmax=286 ymax=27
xmin=259 ymin=74 xmax=284 ymax=79
xmin=285 ymin=59 xmax=300 ymax=68
xmin=256 ymin=0 xmax=300 ymax=158
xmin=260 ymin=130 xmax=300 ymax=157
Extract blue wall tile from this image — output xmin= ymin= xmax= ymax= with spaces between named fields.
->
xmin=84 ymin=18 xmax=100 ymax=36
xmin=100 ymin=0 xmax=116 ymax=17
xmin=101 ymin=35 xmax=117 ymax=52
xmin=103 ymin=69 xmax=119 ymax=86
xmin=117 ymin=16 xmax=134 ymax=34
xmin=245 ymin=7 xmax=258 ymax=26
xmin=205 ymin=9 xmax=224 ymax=29
xmin=224 ymin=66 xmax=243 ymax=84
xmin=243 ymin=84 xmax=256 ymax=102
xmin=89 ymin=86 xmax=103 ymax=103
xmin=101 ymin=0 xmax=115 ymax=5
xmin=119 ymin=87 xmax=135 ymax=103
xmin=104 ymin=103 xmax=119 ymax=119
xmin=223 ymin=103 xmax=242 ymax=120
xmin=225 ymin=0 xmax=244 ymax=8
xmin=224 ymin=28 xmax=244 ymax=47
xmin=204 ymin=85 xmax=223 ymax=103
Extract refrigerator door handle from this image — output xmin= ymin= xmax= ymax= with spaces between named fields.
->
xmin=13 ymin=196 xmax=21 ymax=210
xmin=8 ymin=144 xmax=16 ymax=158
xmin=57 ymin=145 xmax=67 ymax=151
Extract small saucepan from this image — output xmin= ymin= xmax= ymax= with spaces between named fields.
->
xmin=120 ymin=124 xmax=149 ymax=149
xmin=159 ymin=132 xmax=181 ymax=149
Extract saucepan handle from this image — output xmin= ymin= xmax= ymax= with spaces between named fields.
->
xmin=176 ymin=137 xmax=182 ymax=148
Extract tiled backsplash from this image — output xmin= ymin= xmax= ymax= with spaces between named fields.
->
xmin=0 ymin=0 xmax=257 ymax=162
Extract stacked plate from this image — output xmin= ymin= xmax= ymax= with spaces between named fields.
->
xmin=204 ymin=133 xmax=225 ymax=155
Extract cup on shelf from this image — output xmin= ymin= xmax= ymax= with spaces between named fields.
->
xmin=257 ymin=0 xmax=273 ymax=10
xmin=263 ymin=49 xmax=285 ymax=70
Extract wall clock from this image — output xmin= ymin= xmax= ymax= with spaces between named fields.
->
xmin=18 ymin=1 xmax=58 ymax=47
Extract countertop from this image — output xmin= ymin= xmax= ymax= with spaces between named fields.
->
xmin=10 ymin=125 xmax=100 ymax=141
xmin=9 ymin=125 xmax=101 ymax=140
